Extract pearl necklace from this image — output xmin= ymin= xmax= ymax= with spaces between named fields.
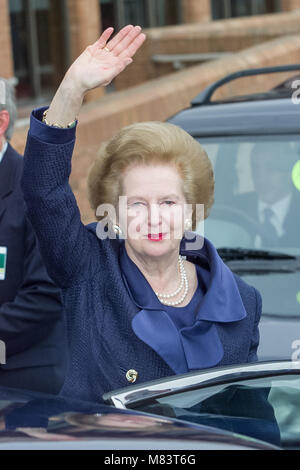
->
xmin=155 ymin=255 xmax=189 ymax=306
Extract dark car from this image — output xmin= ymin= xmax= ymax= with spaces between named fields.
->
xmin=167 ymin=64 xmax=300 ymax=362
xmin=0 ymin=385 xmax=276 ymax=450
xmin=104 ymin=360 xmax=300 ymax=450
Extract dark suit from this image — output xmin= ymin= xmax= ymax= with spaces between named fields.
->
xmin=234 ymin=190 xmax=300 ymax=248
xmin=0 ymin=143 xmax=67 ymax=393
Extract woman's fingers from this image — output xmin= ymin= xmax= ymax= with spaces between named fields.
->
xmin=119 ymin=32 xmax=146 ymax=59
xmin=90 ymin=25 xmax=145 ymax=59
xmin=105 ymin=24 xmax=135 ymax=52
xmin=94 ymin=27 xmax=114 ymax=49
xmin=109 ymin=26 xmax=144 ymax=56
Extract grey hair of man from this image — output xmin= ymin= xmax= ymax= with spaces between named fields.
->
xmin=0 ymin=78 xmax=17 ymax=141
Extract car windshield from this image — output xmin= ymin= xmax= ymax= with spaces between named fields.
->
xmin=129 ymin=374 xmax=300 ymax=449
xmin=196 ymin=135 xmax=300 ymax=318
xmin=198 ymin=135 xmax=300 ymax=254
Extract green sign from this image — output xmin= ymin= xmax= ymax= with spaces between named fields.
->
xmin=292 ymin=160 xmax=300 ymax=191
xmin=0 ymin=247 xmax=7 ymax=280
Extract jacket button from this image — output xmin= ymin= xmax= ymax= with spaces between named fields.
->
xmin=126 ymin=369 xmax=138 ymax=383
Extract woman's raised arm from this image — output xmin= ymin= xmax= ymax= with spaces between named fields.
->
xmin=21 ymin=26 xmax=146 ymax=288
xmin=46 ymin=26 xmax=145 ymax=126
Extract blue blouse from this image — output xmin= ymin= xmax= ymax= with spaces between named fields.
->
xmin=119 ymin=237 xmax=247 ymax=374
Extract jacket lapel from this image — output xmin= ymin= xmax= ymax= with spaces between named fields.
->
xmin=119 ymin=236 xmax=247 ymax=373
xmin=132 ymin=309 xmax=188 ymax=374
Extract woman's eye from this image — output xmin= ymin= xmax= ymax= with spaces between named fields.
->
xmin=161 ymin=201 xmax=175 ymax=206
xmin=132 ymin=202 xmax=145 ymax=206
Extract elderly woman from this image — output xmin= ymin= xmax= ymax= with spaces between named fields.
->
xmin=21 ymin=26 xmax=261 ymax=402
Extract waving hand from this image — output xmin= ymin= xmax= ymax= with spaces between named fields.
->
xmin=67 ymin=25 xmax=146 ymax=93
xmin=46 ymin=25 xmax=146 ymax=127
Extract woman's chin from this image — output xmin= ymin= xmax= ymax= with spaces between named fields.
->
xmin=125 ymin=235 xmax=183 ymax=259
xmin=140 ymin=238 xmax=179 ymax=257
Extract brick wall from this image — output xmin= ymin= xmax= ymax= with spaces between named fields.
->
xmin=281 ymin=0 xmax=300 ymax=10
xmin=182 ymin=0 xmax=211 ymax=23
xmin=11 ymin=34 xmax=300 ymax=224
xmin=0 ymin=0 xmax=14 ymax=79
xmin=67 ymin=0 xmax=104 ymax=102
xmin=113 ymin=10 xmax=300 ymax=90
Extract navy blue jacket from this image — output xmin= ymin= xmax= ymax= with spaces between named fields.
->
xmin=0 ymin=143 xmax=67 ymax=393
xmin=21 ymin=109 xmax=262 ymax=403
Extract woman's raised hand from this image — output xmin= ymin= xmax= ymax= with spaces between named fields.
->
xmin=65 ymin=25 xmax=146 ymax=94
xmin=45 ymin=25 xmax=145 ymax=128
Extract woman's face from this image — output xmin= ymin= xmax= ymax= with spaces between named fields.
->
xmin=119 ymin=164 xmax=189 ymax=260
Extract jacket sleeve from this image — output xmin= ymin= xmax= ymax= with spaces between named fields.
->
xmin=0 ymin=217 xmax=62 ymax=359
xmin=247 ymin=287 xmax=262 ymax=363
xmin=21 ymin=108 xmax=94 ymax=288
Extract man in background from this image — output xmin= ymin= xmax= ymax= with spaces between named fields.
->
xmin=235 ymin=141 xmax=300 ymax=248
xmin=0 ymin=78 xmax=67 ymax=393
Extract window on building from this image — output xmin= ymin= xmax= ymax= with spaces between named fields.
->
xmin=211 ymin=0 xmax=281 ymax=19
xmin=100 ymin=0 xmax=182 ymax=31
xmin=9 ymin=0 xmax=69 ymax=103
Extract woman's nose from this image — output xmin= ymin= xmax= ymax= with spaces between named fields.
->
xmin=148 ymin=203 xmax=161 ymax=227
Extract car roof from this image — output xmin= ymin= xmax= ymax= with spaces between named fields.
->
xmin=168 ymin=98 xmax=299 ymax=137
xmin=169 ymin=64 xmax=300 ymax=137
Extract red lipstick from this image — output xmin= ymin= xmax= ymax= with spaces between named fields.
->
xmin=147 ymin=233 xmax=164 ymax=241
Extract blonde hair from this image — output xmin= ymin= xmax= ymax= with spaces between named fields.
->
xmin=87 ymin=121 xmax=214 ymax=229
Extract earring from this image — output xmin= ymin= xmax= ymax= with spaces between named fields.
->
xmin=112 ymin=224 xmax=123 ymax=236
xmin=184 ymin=219 xmax=192 ymax=231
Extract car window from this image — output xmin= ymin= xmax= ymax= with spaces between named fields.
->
xmin=129 ymin=374 xmax=300 ymax=449
xmin=197 ymin=135 xmax=300 ymax=256
xmin=195 ymin=135 xmax=300 ymax=319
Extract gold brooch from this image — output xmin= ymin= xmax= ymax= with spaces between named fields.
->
xmin=126 ymin=369 xmax=138 ymax=383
